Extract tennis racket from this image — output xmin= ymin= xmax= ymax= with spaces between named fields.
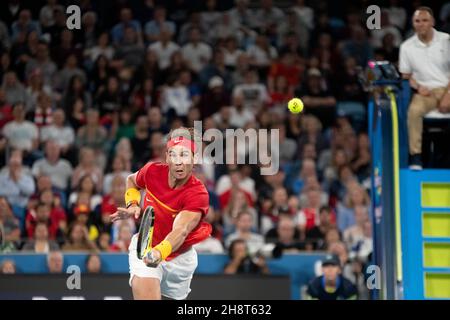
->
xmin=136 ymin=206 xmax=155 ymax=260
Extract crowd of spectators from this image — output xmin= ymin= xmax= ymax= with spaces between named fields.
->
xmin=0 ymin=0 xmax=449 ymax=298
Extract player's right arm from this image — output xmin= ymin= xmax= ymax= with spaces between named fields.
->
xmin=111 ymin=172 xmax=142 ymax=221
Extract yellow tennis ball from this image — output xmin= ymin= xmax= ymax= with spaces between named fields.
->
xmin=288 ymin=98 xmax=304 ymax=114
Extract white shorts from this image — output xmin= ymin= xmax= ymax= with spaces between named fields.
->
xmin=128 ymin=234 xmax=198 ymax=300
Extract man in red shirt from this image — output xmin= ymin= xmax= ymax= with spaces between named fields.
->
xmin=111 ymin=127 xmax=211 ymax=300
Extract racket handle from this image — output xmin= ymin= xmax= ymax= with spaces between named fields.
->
xmin=144 ymin=251 xmax=160 ymax=268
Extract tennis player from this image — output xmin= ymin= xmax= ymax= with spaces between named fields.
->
xmin=111 ymin=127 xmax=211 ymax=300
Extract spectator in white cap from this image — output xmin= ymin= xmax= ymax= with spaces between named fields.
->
xmin=209 ymin=75 xmax=223 ymax=89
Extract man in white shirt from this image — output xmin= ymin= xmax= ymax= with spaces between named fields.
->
xmin=224 ymin=211 xmax=264 ymax=256
xmin=40 ymin=108 xmax=75 ymax=153
xmin=0 ymin=150 xmax=35 ymax=215
xmin=181 ymin=27 xmax=212 ymax=74
xmin=32 ymin=140 xmax=73 ymax=191
xmin=147 ymin=28 xmax=180 ymax=70
xmin=229 ymin=92 xmax=255 ymax=128
xmin=292 ymin=0 xmax=314 ymax=30
xmin=399 ymin=7 xmax=450 ymax=169
xmin=160 ymin=75 xmax=192 ymax=117
xmin=2 ymin=103 xmax=38 ymax=152
xmin=232 ymin=69 xmax=270 ymax=111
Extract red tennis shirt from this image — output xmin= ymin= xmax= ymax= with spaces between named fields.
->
xmin=135 ymin=162 xmax=211 ymax=260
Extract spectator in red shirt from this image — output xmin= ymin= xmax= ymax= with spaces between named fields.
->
xmin=222 ymin=188 xmax=257 ymax=236
xmin=131 ymin=78 xmax=156 ymax=112
xmin=25 ymin=202 xmax=63 ymax=240
xmin=270 ymin=74 xmax=293 ymax=106
xmin=296 ymin=187 xmax=323 ymax=236
xmin=33 ymin=92 xmax=53 ymax=128
xmin=218 ymin=168 xmax=254 ymax=210
xmin=38 ymin=188 xmax=67 ymax=235
xmin=27 ymin=174 xmax=68 ymax=211
xmin=268 ymin=50 xmax=303 ymax=94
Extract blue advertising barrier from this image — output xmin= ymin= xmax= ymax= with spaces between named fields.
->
xmin=0 ymin=252 xmax=327 ymax=300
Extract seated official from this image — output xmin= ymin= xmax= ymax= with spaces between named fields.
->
xmin=399 ymin=7 xmax=450 ymax=169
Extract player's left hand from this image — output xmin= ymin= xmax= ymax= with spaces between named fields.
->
xmin=143 ymin=248 xmax=162 ymax=268
xmin=111 ymin=206 xmax=141 ymax=222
